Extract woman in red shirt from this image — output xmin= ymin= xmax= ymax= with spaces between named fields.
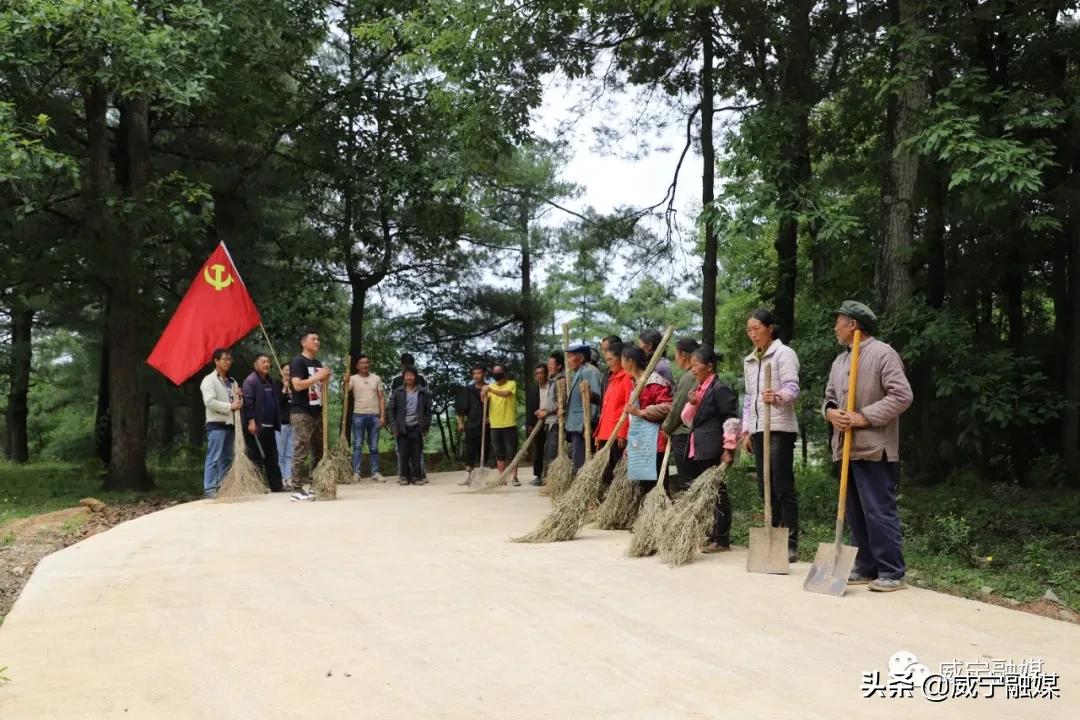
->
xmin=596 ymin=340 xmax=633 ymax=496
xmin=621 ymin=345 xmax=673 ymax=493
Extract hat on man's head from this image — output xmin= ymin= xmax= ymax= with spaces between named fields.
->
xmin=567 ymin=343 xmax=591 ymax=356
xmin=837 ymin=300 xmax=878 ymax=334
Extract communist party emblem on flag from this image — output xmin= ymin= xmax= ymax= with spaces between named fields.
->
xmin=147 ymin=242 xmax=262 ymax=385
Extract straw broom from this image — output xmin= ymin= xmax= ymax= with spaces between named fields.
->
xmin=593 ymin=456 xmax=636 ymax=529
xmin=626 ymin=441 xmax=673 ymax=557
xmin=216 ymin=392 xmax=270 ymax=502
xmin=318 ymin=356 xmax=354 ymax=491
xmin=541 ymin=323 xmax=573 ymax=499
xmin=313 ymin=358 xmax=351 ymax=500
xmin=473 ymin=421 xmax=544 ymax=492
xmin=657 ymin=461 xmax=731 ymax=567
xmin=512 ymin=326 xmax=673 ymax=544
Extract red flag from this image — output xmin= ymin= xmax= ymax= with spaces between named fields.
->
xmin=147 ymin=242 xmax=262 ymax=385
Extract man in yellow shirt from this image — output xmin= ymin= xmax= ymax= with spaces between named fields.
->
xmin=481 ymin=364 xmax=520 ymax=486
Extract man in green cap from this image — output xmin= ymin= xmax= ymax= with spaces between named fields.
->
xmin=823 ymin=301 xmax=913 ymax=592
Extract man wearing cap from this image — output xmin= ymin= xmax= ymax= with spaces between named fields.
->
xmin=565 ymin=343 xmax=603 ymax=472
xmin=823 ymin=301 xmax=913 ymax=592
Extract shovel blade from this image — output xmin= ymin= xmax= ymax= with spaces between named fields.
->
xmin=803 ymin=541 xmax=859 ymax=596
xmin=747 ymin=526 xmax=790 ymax=574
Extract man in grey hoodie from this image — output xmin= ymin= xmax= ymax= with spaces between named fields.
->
xmin=823 ymin=301 xmax=913 ymax=592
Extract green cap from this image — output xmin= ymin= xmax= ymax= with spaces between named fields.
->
xmin=837 ymin=300 xmax=878 ymax=334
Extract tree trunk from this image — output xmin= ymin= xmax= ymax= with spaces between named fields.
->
xmin=699 ymin=7 xmax=718 ymax=349
xmin=104 ymin=96 xmax=151 ymax=491
xmin=436 ymin=411 xmax=449 ymax=459
xmin=1064 ymin=198 xmax=1080 ymax=478
xmin=877 ymin=0 xmax=926 ymax=316
xmin=95 ymin=324 xmax=112 ymax=464
xmin=187 ymin=378 xmax=204 ymax=448
xmin=773 ymin=0 xmax=812 ymax=344
xmin=159 ymin=389 xmax=176 ymax=450
xmin=925 ymin=163 xmax=947 ymax=309
xmin=520 ymin=202 xmax=537 ymax=387
xmin=4 ymin=306 xmax=33 ymax=463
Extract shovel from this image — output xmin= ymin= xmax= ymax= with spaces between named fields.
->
xmin=804 ymin=330 xmax=862 ymax=596
xmin=747 ymin=363 xmax=789 ymax=574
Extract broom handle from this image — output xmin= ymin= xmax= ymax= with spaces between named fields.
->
xmin=560 ymin=321 xmax=570 ymax=457
xmin=341 ymin=355 xmax=351 ymax=438
xmin=581 ymin=380 xmax=593 ymax=462
xmin=604 ymin=326 xmax=674 ymax=449
xmin=556 ymin=377 xmax=566 ymax=459
xmin=833 ymin=330 xmax=862 ymax=555
xmin=321 ymin=378 xmax=329 ymax=456
xmin=656 ymin=436 xmax=673 ymax=490
xmin=494 ymin=421 xmax=544 ymax=485
xmin=763 ymin=362 xmax=773 ymax=528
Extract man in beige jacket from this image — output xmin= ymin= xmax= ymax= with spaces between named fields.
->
xmin=823 ymin=301 xmax=913 ymax=592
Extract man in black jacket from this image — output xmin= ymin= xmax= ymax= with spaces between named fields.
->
xmin=389 ymin=368 xmax=433 ymax=485
xmin=241 ymin=354 xmax=283 ymax=492
xmin=455 ymin=365 xmax=488 ymax=485
xmin=526 ymin=364 xmax=550 ymax=486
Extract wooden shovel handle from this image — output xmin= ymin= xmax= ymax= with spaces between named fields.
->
xmin=581 ymin=380 xmax=593 ymax=462
xmin=833 ymin=330 xmax=862 ymax=552
xmin=763 ymin=362 xmax=773 ymax=527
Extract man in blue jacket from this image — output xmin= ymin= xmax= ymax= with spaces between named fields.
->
xmin=242 ymin=354 xmax=284 ymax=492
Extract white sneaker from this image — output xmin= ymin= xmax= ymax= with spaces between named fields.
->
xmin=290 ymin=490 xmax=313 ymax=502
xmin=372 ymin=473 xmax=385 ymax=483
xmin=352 ymin=473 xmax=361 ymax=483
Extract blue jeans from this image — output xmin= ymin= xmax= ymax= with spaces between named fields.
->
xmin=276 ymin=424 xmax=294 ymax=481
xmin=352 ymin=414 xmax=381 ymax=475
xmin=203 ymin=427 xmax=234 ymax=496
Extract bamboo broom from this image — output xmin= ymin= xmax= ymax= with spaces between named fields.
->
xmin=512 ymin=326 xmax=674 ymax=544
xmin=594 ymin=456 xmax=635 ymax=529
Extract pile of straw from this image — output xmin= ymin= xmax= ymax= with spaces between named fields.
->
xmin=542 ymin=451 xmax=572 ymax=499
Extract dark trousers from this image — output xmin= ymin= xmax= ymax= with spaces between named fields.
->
xmin=530 ymin=424 xmax=547 ymax=479
xmin=752 ymin=431 xmax=798 ymax=551
xmin=543 ymin=423 xmax=559 ymax=464
xmin=567 ymin=431 xmax=593 ymax=473
xmin=683 ymin=456 xmax=731 ymax=546
xmin=397 ymin=426 xmax=424 ymax=482
xmin=669 ymin=434 xmax=693 ymax=495
xmin=245 ymin=426 xmax=283 ymax=491
xmin=599 ymin=441 xmax=623 ymax=498
xmin=847 ymin=460 xmax=905 ymax=579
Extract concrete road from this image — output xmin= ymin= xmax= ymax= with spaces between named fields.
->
xmin=1 ymin=472 xmax=1076 ymax=719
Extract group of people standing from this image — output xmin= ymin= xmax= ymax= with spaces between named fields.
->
xmin=199 ymin=300 xmax=913 ymax=592
xmin=454 ymin=302 xmax=913 ymax=593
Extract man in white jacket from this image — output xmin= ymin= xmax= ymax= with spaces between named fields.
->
xmin=200 ymin=348 xmax=243 ymax=499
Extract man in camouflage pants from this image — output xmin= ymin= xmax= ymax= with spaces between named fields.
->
xmin=288 ymin=330 xmax=331 ymax=499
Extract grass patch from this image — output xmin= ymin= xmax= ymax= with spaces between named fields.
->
xmin=0 ymin=460 xmax=202 ymax=526
xmin=727 ymin=460 xmax=1080 ymax=609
